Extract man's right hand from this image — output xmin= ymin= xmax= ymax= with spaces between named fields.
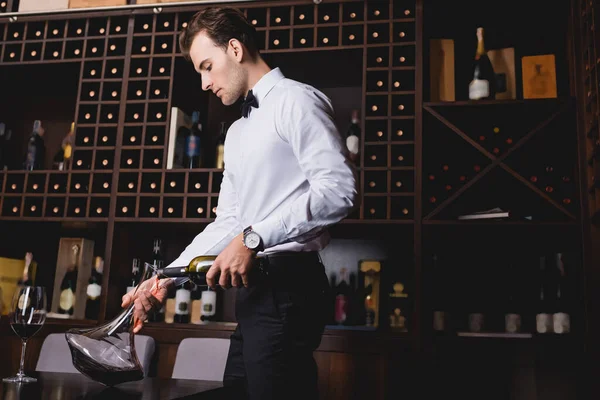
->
xmin=121 ymin=276 xmax=173 ymax=333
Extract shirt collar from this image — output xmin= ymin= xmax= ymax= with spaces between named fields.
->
xmin=248 ymin=67 xmax=285 ymax=106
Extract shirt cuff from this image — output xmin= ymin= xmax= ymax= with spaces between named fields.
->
xmin=252 ymin=215 xmax=285 ymax=250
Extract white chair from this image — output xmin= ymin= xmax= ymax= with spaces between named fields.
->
xmin=171 ymin=337 xmax=230 ymax=381
xmin=36 ymin=333 xmax=156 ymax=376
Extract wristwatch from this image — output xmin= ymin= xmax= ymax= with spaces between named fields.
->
xmin=243 ymin=226 xmax=264 ymax=252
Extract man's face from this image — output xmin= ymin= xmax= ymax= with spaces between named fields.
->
xmin=189 ymin=31 xmax=247 ymax=106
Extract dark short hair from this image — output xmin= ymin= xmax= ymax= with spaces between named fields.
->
xmin=179 ymin=7 xmax=259 ymax=61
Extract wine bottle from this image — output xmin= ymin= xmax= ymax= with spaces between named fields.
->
xmin=156 ymin=255 xmax=217 ymax=287
xmin=17 ymin=252 xmax=34 ymax=286
xmin=58 ymin=244 xmax=80 ymax=316
xmin=553 ymin=253 xmax=570 ymax=334
xmin=345 ymin=110 xmax=360 ymax=163
xmin=53 ymin=122 xmax=75 ymax=171
xmin=468 ymin=27 xmax=496 ymax=100
xmin=334 ymin=267 xmax=351 ymax=325
xmin=184 ymin=111 xmax=202 ymax=169
xmin=125 ymin=258 xmax=141 ymax=295
xmin=85 ymin=256 xmax=104 ymax=320
xmin=24 ymin=120 xmax=46 ymax=170
xmin=432 ymin=253 xmax=448 ymax=332
xmin=0 ymin=122 xmax=12 ymax=171
xmin=536 ymin=256 xmax=553 ymax=334
xmin=200 ymin=287 xmax=217 ymax=321
xmin=174 ymin=281 xmax=192 ymax=324
xmin=504 ymin=262 xmax=521 ymax=333
xmin=190 ymin=283 xmax=202 ymax=324
xmin=215 ymin=121 xmax=227 ymax=169
xmin=151 ymin=239 xmax=165 ymax=322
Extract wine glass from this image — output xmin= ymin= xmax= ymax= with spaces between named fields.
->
xmin=3 ymin=286 xmax=47 ymax=383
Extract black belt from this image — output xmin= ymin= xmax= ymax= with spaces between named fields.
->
xmin=256 ymin=251 xmax=321 ymax=276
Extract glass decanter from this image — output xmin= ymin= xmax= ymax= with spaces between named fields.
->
xmin=65 ymin=262 xmax=158 ymax=386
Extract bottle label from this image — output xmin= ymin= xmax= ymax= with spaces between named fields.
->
xmin=60 ymin=289 xmax=75 ymax=311
xmin=186 ymin=135 xmax=199 ymax=157
xmin=346 ymin=135 xmax=359 ymax=155
xmin=201 ymin=290 xmax=216 ymax=316
xmin=175 ymin=289 xmax=191 ymax=315
xmin=468 ymin=312 xmax=484 ymax=332
xmin=553 ymin=312 xmax=570 ymax=334
xmin=536 ymin=313 xmax=553 ymax=333
xmin=505 ymin=313 xmax=521 ymax=333
xmin=86 ymin=283 xmax=102 ymax=300
xmin=469 ymin=78 xmax=490 ymax=100
xmin=433 ymin=310 xmax=445 ymax=331
xmin=334 ymin=294 xmax=348 ymax=323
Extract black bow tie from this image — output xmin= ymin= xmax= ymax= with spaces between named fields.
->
xmin=241 ymin=90 xmax=258 ymax=118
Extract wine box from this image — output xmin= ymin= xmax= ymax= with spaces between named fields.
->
xmin=0 ymin=256 xmax=37 ymax=315
xmin=488 ymin=47 xmax=517 ymax=100
xmin=429 ymin=39 xmax=455 ymax=102
xmin=68 ymin=0 xmax=126 ymax=8
xmin=522 ymin=54 xmax=557 ymax=99
xmin=49 ymin=238 xmax=95 ymax=319
xmin=19 ymin=0 xmax=69 ymax=12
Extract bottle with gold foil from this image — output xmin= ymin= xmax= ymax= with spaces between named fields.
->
xmin=58 ymin=244 xmax=80 ymax=316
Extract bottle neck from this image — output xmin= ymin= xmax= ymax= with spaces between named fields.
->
xmin=476 ymin=29 xmax=486 ymax=57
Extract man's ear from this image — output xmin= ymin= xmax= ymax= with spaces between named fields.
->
xmin=228 ymin=38 xmax=244 ymax=62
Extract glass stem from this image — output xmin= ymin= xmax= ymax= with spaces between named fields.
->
xmin=18 ymin=340 xmax=27 ymax=376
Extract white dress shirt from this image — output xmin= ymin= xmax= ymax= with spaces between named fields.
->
xmin=167 ymin=67 xmax=358 ymax=268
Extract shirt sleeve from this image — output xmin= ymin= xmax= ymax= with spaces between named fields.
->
xmin=166 ymin=168 xmax=242 ymax=268
xmin=252 ymin=86 xmax=359 ymax=249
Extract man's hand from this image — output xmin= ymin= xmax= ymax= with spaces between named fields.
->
xmin=207 ymin=233 xmax=255 ymax=289
xmin=121 ymin=276 xmax=173 ymax=333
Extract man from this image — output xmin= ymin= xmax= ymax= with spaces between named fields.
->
xmin=121 ymin=6 xmax=357 ymax=400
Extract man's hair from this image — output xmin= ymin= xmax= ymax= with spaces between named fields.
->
xmin=179 ymin=7 xmax=259 ymax=61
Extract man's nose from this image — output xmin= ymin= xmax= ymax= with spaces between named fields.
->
xmin=201 ymin=78 xmax=212 ymax=92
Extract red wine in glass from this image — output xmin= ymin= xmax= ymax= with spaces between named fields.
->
xmin=3 ymin=286 xmax=47 ymax=383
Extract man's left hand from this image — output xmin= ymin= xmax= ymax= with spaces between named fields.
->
xmin=207 ymin=232 xmax=255 ymax=289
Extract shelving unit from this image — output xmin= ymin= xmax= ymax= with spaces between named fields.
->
xmin=0 ymin=0 xmax=596 ymax=398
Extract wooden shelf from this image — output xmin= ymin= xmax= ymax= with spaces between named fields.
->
xmin=423 ymin=98 xmax=571 ymax=107
xmin=423 ymin=220 xmax=579 ymax=226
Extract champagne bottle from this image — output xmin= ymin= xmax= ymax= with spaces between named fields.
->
xmin=53 ymin=122 xmax=75 ymax=171
xmin=58 ymin=244 xmax=80 ymax=316
xmin=17 ymin=252 xmax=34 ymax=286
xmin=468 ymin=27 xmax=496 ymax=100
xmin=215 ymin=121 xmax=227 ymax=169
xmin=24 ymin=120 xmax=46 ymax=170
xmin=85 ymin=256 xmax=103 ymax=320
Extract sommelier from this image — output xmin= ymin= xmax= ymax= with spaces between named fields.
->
xmin=121 ymin=7 xmax=358 ymax=400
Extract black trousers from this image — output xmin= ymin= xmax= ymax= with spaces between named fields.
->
xmin=223 ymin=252 xmax=331 ymax=400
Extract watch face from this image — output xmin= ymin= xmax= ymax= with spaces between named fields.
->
xmin=245 ymin=232 xmax=261 ymax=249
